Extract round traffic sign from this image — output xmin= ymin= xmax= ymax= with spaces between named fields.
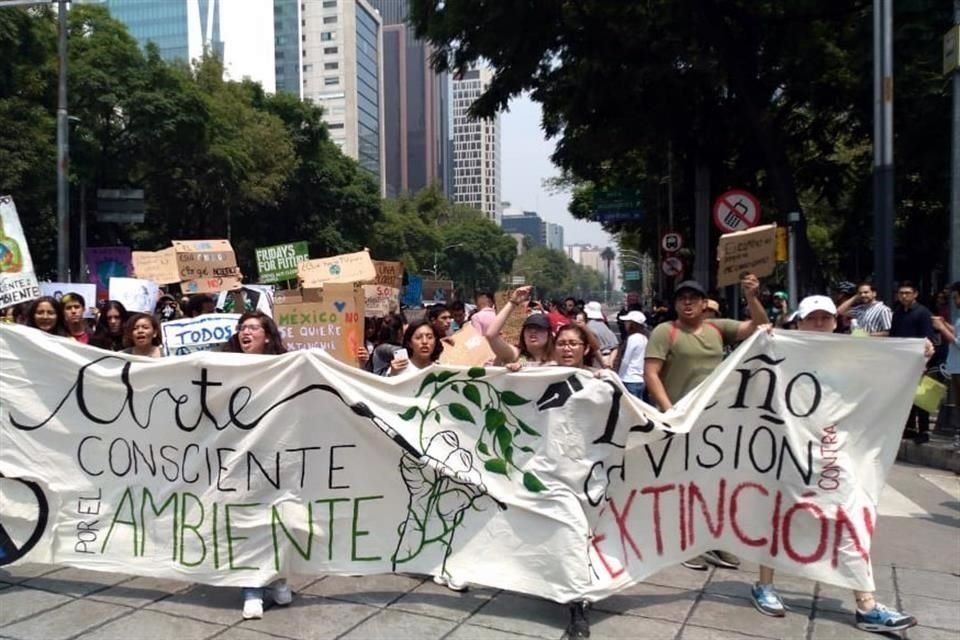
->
xmin=661 ymin=256 xmax=684 ymax=277
xmin=712 ymin=189 xmax=761 ymax=233
xmin=661 ymin=232 xmax=684 ymax=252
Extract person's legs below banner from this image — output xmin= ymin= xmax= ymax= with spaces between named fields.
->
xmin=242 ymin=579 xmax=292 ymax=620
xmin=568 ymin=600 xmax=590 ymax=639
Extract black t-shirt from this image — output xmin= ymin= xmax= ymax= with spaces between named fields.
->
xmin=890 ymin=303 xmax=934 ymax=340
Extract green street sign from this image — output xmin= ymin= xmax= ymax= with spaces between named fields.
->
xmin=624 ymin=270 xmax=641 ymax=280
xmin=255 ymin=241 xmax=309 ymax=283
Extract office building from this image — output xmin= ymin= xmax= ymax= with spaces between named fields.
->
xmin=452 ymin=68 xmax=501 ymax=223
xmin=84 ymin=0 xmax=276 ymax=92
xmin=371 ymin=0 xmax=451 ymax=198
xmin=301 ymin=0 xmax=386 ymax=192
xmin=273 ymin=0 xmax=301 ymax=96
xmin=545 ymin=222 xmax=564 ymax=251
xmin=501 ymin=208 xmax=565 ymax=251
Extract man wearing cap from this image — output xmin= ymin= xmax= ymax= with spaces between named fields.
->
xmin=750 ymin=295 xmax=918 ymax=633
xmin=836 ymin=282 xmax=892 ymax=336
xmin=584 ymin=301 xmax=620 ymax=366
xmin=644 ymin=273 xmax=768 ymax=571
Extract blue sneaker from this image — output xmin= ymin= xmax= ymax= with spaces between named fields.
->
xmin=750 ymin=583 xmax=786 ymax=617
xmin=855 ymin=603 xmax=917 ymax=633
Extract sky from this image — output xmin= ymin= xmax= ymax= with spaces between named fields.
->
xmin=500 ymin=95 xmax=613 ymax=248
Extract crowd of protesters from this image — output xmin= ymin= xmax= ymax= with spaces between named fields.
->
xmin=1 ymin=275 xmax=957 ymax=638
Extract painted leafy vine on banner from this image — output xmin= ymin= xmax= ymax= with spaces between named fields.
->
xmin=398 ymin=367 xmax=546 ymax=493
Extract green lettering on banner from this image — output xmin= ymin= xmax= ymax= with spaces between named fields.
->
xmin=225 ymin=502 xmax=260 ymax=571
xmin=212 ymin=502 xmax=220 ymax=569
xmin=351 ymin=495 xmax=384 ymax=562
xmin=100 ymin=487 xmax=138 ymax=556
xmin=139 ymin=487 xmax=178 ymax=560
xmin=271 ymin=502 xmax=314 ymax=570
xmin=315 ymin=497 xmax=349 ymax=561
xmin=178 ymin=492 xmax=206 ymax=567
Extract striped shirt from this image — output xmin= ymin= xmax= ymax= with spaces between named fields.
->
xmin=850 ymin=301 xmax=892 ymax=334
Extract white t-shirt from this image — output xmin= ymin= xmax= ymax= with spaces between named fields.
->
xmin=617 ymin=333 xmax=648 ymax=383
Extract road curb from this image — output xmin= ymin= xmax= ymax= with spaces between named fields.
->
xmin=897 ymin=437 xmax=960 ymax=473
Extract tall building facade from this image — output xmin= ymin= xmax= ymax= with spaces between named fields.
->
xmin=371 ymin=0 xmax=451 ymax=199
xmin=502 ymin=207 xmax=565 ymax=250
xmin=301 ymin=0 xmax=386 ymax=192
xmin=84 ymin=0 xmax=276 ymax=92
xmin=545 ymin=222 xmax=564 ymax=250
xmin=273 ymin=0 xmax=302 ymax=96
xmin=452 ymin=68 xmax=501 ymax=223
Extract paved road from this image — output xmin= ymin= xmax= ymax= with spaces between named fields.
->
xmin=0 ymin=462 xmax=957 ymax=640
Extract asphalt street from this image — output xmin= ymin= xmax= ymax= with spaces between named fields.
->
xmin=0 ymin=461 xmax=957 ymax=640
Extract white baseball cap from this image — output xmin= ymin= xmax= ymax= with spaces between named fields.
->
xmin=620 ymin=310 xmax=647 ymax=325
xmin=793 ymin=295 xmax=837 ymax=320
xmin=584 ymin=301 xmax=604 ymax=320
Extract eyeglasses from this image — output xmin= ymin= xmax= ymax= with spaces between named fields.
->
xmin=556 ymin=341 xmax=584 ymax=349
xmin=238 ymin=324 xmax=264 ymax=333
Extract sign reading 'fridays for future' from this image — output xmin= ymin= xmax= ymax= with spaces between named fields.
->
xmin=255 ymin=241 xmax=309 ymax=284
xmin=0 ymin=326 xmax=926 ymax=601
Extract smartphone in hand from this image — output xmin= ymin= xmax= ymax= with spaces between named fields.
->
xmin=393 ymin=348 xmax=408 ymax=361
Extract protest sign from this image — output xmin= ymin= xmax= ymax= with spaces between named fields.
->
xmin=216 ymin=284 xmax=274 ymax=317
xmin=159 ymin=313 xmax=240 ymax=356
xmin=273 ymin=289 xmax=302 ymax=305
xmin=494 ymin=291 xmax=527 ymax=346
xmin=401 ymin=274 xmax=423 ymax=307
xmin=172 ymin=239 xmax=241 ymax=293
xmin=86 ymin=247 xmax=133 ymax=301
xmin=298 ymin=250 xmax=376 ymax=287
xmin=371 ymin=260 xmax=404 ymax=288
xmin=40 ymin=282 xmax=97 ymax=318
xmin=131 ymin=247 xmax=180 ymax=284
xmin=0 ymin=326 xmax=925 ymax=600
xmin=363 ymin=284 xmax=400 ymax=317
xmin=255 ymin=241 xmax=309 ymax=284
xmin=0 ymin=196 xmax=41 ymax=309
xmin=275 ymin=282 xmax=364 ymax=365
xmin=421 ymin=279 xmax=454 ymax=304
xmin=438 ymin=324 xmax=495 ymax=366
xmin=108 ymin=277 xmax=160 ymax=313
xmin=716 ymin=224 xmax=777 ymax=287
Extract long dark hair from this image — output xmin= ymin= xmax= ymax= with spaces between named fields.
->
xmin=92 ymin=300 xmax=129 ymax=351
xmin=123 ymin=312 xmax=162 ymax=348
xmin=518 ymin=321 xmax=555 ymax=362
xmin=26 ymin=296 xmax=67 ymax=336
xmin=402 ymin=319 xmax=442 ymax=363
xmin=222 ymin=311 xmax=288 ymax=355
xmin=555 ymin=323 xmax=599 ymax=368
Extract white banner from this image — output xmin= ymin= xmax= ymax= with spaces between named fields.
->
xmin=0 ymin=196 xmax=41 ymax=309
xmin=160 ymin=314 xmax=240 ymax=356
xmin=0 ymin=326 xmax=924 ymax=602
xmin=108 ymin=277 xmax=160 ymax=313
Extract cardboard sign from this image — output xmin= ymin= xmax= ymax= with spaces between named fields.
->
xmin=716 ymin=224 xmax=777 ymax=287
xmin=421 ymin=279 xmax=454 ymax=304
xmin=494 ymin=291 xmax=527 ymax=346
xmin=438 ymin=323 xmax=495 ymax=366
xmin=371 ymin=260 xmax=404 ymax=288
xmin=0 ymin=196 xmax=41 ymax=309
xmin=275 ymin=282 xmax=364 ymax=365
xmin=39 ymin=282 xmax=97 ymax=318
xmin=160 ymin=313 xmax=240 ymax=356
xmin=131 ymin=247 xmax=180 ymax=284
xmin=298 ymin=250 xmax=376 ymax=287
xmin=273 ymin=289 xmax=302 ymax=305
xmin=86 ymin=247 xmax=133 ymax=301
xmin=173 ymin=239 xmax=240 ymax=293
xmin=255 ymin=241 xmax=309 ymax=284
xmin=108 ymin=277 xmax=160 ymax=313
xmin=363 ymin=284 xmax=400 ymax=317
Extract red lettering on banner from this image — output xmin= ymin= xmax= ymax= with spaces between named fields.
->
xmin=590 ymin=533 xmax=625 ymax=579
xmin=640 ymin=484 xmax=675 ymax=555
xmin=730 ymin=482 xmax=769 ymax=547
xmin=831 ymin=505 xmax=871 ymax=569
xmin=862 ymin=506 xmax=875 ymax=538
xmin=678 ymin=483 xmax=687 ymax=551
xmin=769 ymin=490 xmax=783 ymax=557
xmin=782 ymin=497 xmax=829 ymax=564
xmin=688 ymin=479 xmax=726 ymax=545
xmin=609 ymin=490 xmax=643 ymax=563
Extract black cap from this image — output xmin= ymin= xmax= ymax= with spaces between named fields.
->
xmin=522 ymin=313 xmax=551 ymax=330
xmin=674 ymin=280 xmax=706 ymax=297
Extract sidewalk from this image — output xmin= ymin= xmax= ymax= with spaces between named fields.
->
xmin=898 ymin=432 xmax=960 ymax=473
xmin=1 ymin=559 xmax=957 ymax=640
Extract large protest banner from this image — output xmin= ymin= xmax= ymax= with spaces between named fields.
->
xmin=255 ymin=242 xmax=309 ymax=284
xmin=275 ymin=283 xmax=364 ymax=365
xmin=0 ymin=196 xmax=41 ymax=309
xmin=160 ymin=314 xmax=241 ymax=356
xmin=0 ymin=326 xmax=925 ymax=602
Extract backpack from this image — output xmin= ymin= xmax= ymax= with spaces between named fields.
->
xmin=668 ymin=320 xmax=723 ymax=345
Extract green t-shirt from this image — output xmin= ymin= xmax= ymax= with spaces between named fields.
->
xmin=645 ymin=318 xmax=742 ymax=402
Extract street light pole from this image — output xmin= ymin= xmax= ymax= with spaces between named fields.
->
xmin=56 ymin=0 xmax=69 ymax=281
xmin=432 ymin=243 xmax=463 ymax=279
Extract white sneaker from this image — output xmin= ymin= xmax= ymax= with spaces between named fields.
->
xmin=272 ymin=581 xmax=292 ymax=606
xmin=433 ymin=574 xmax=468 ymax=592
xmin=242 ymin=597 xmax=264 ymax=620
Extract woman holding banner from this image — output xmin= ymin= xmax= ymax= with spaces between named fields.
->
xmin=221 ymin=311 xmax=292 ymax=618
xmin=484 ymin=286 xmax=556 ymax=368
xmin=91 ymin=301 xmax=129 ymax=351
xmin=388 ymin=319 xmax=443 ymax=377
xmin=25 ymin=296 xmax=67 ymax=337
xmin=121 ymin=313 xmax=164 ymax=358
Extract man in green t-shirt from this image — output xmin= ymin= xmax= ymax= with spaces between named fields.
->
xmin=643 ymin=274 xmax=769 ymax=571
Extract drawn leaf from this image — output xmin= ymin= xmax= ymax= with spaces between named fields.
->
xmin=484 ymin=458 xmax=508 ymax=475
xmin=451 ymin=383 xmax=459 ymax=392
xmin=463 ymin=384 xmax=482 ymax=407
xmin=436 ymin=370 xmax=457 ymax=383
xmin=504 ymin=445 xmax=514 ymax=464
xmin=523 ymin=472 xmax=547 ymax=492
xmin=448 ymin=403 xmax=475 ymax=423
xmin=398 ymin=407 xmax=418 ymax=421
xmin=468 ymin=367 xmax=486 ymax=379
xmin=477 ymin=441 xmax=490 ymax=455
xmin=485 ymin=409 xmax=507 ymax=433
xmin=496 ymin=425 xmax=513 ymax=455
xmin=517 ymin=420 xmax=541 ymax=437
xmin=501 ymin=391 xmax=529 ymax=406
xmin=434 ymin=412 xmax=440 ymax=423
xmin=417 ymin=372 xmax=438 ymax=394
xmin=519 ymin=445 xmax=535 ymax=453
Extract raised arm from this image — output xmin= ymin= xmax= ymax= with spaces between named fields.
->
xmin=484 ymin=286 xmax=529 ymax=364
xmin=736 ymin=273 xmax=770 ymax=340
